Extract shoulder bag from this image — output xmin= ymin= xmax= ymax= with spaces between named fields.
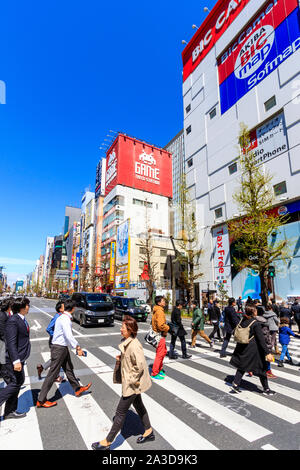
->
xmin=113 ymin=360 xmax=122 ymax=384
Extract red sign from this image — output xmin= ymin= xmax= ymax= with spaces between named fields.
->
xmin=105 ymin=134 xmax=172 ymax=198
xmin=182 ymin=0 xmax=251 ymax=82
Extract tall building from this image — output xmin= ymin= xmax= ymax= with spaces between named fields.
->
xmin=80 ymin=191 xmax=95 ymax=270
xmin=101 ymin=132 xmax=173 ymax=293
xmin=181 ymin=0 xmax=300 ymax=302
xmin=43 ymin=236 xmax=54 ymax=288
xmin=165 ymin=129 xmax=185 ymax=238
xmin=62 ymin=206 xmax=81 ymax=271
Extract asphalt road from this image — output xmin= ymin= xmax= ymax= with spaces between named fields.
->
xmin=1 ymin=297 xmax=300 ymax=451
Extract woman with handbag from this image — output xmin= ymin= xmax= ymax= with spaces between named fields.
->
xmin=91 ymin=316 xmax=153 ymax=450
xmin=169 ymin=300 xmax=192 ymax=359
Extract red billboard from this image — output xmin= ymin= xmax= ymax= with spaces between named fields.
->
xmin=105 ymin=134 xmax=172 ymax=198
xmin=182 ymin=0 xmax=251 ymax=82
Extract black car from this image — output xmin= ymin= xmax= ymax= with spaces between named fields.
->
xmin=112 ymin=297 xmax=148 ymax=322
xmin=71 ymin=292 xmax=115 ymax=327
xmin=59 ymin=293 xmax=70 ymax=301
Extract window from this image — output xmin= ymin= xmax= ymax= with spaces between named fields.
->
xmin=160 ymin=263 xmax=166 ymax=271
xmin=185 ymin=104 xmax=191 ymax=114
xmin=264 ymin=96 xmax=276 ymax=111
xmin=273 ymin=181 xmax=287 ymax=196
xmin=187 ymin=158 xmax=193 ymax=168
xmin=209 ymin=107 xmax=216 ymax=119
xmin=215 ymin=207 xmax=223 ymax=219
xmin=133 ymin=198 xmax=144 ymax=206
xmin=139 ymin=247 xmax=147 ymax=255
xmin=186 ymin=125 xmax=192 ymax=135
xmin=160 ymin=249 xmax=167 ymax=257
xmin=228 ymin=162 xmax=237 ymax=175
xmin=139 ymin=261 xmax=145 ymax=269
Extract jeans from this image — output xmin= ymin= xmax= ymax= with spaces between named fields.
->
xmin=280 ymin=344 xmax=291 ymax=362
xmin=169 ymin=334 xmax=187 ymax=357
xmin=220 ymin=332 xmax=232 ymax=355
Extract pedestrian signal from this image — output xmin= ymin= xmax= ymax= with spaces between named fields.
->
xmin=268 ymin=266 xmax=275 ymax=277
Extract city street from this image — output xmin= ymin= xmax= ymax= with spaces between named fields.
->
xmin=0 ymin=297 xmax=299 ymax=451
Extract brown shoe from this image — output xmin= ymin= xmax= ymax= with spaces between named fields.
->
xmin=75 ymin=383 xmax=92 ymax=397
xmin=36 ymin=400 xmax=57 ymax=408
xmin=37 ymin=364 xmax=44 ymax=380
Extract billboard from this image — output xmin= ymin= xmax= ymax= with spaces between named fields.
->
xmin=105 ymin=134 xmax=172 ymax=198
xmin=95 ymin=158 xmax=106 ymax=199
xmin=212 ymin=224 xmax=232 ymax=295
xmin=244 ymin=112 xmax=288 ymax=165
xmin=182 ymin=0 xmax=250 ymax=82
xmin=218 ymin=0 xmax=300 ymax=114
xmin=109 ymin=241 xmax=116 ymax=283
xmin=116 ymin=219 xmax=130 ymax=266
xmin=95 ymin=197 xmax=104 ymax=275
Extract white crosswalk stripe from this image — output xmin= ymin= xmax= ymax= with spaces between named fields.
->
xmin=1 ymin=329 xmax=300 ymax=450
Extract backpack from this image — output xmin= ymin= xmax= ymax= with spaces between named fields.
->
xmin=234 ymin=319 xmax=256 ymax=344
xmin=46 ymin=313 xmax=60 ymax=337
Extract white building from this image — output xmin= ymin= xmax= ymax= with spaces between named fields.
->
xmin=43 ymin=236 xmax=54 ymax=288
xmin=182 ymin=0 xmax=300 ymax=302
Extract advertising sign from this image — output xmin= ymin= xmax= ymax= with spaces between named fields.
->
xmin=109 ymin=241 xmax=116 ymax=283
xmin=244 ymin=112 xmax=288 ymax=165
xmin=95 ymin=197 xmax=104 ymax=275
xmin=182 ymin=0 xmax=250 ymax=82
xmin=116 ymin=219 xmax=130 ymax=266
xmin=95 ymin=157 xmax=106 ymax=199
xmin=105 ymin=134 xmax=172 ymax=198
xmin=212 ymin=224 xmax=232 ymax=295
xmin=218 ymin=0 xmax=300 ymax=114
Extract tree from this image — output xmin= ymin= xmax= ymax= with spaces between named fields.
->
xmin=173 ymin=174 xmax=203 ymax=301
xmin=228 ymin=124 xmax=290 ymax=307
xmin=217 ymin=282 xmax=229 ymax=310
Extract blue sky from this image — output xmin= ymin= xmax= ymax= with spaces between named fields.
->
xmin=0 ymin=0 xmax=216 ymax=285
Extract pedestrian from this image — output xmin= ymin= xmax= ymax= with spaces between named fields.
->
xmin=230 ymin=305 xmax=276 ymax=395
xmin=36 ymin=300 xmax=65 ymax=382
xmin=0 ymin=298 xmax=13 ymax=384
xmin=271 ymin=299 xmax=280 ymax=317
xmin=256 ymin=309 xmax=277 ymax=379
xmin=209 ymin=300 xmax=222 ymax=342
xmin=253 ymin=299 xmax=265 ymax=316
xmin=277 ymin=317 xmax=300 ymax=367
xmin=36 ymin=299 xmax=91 ymax=408
xmin=220 ymin=298 xmax=240 ymax=358
xmin=279 ymin=302 xmax=292 ymax=328
xmin=0 ymin=296 xmax=31 ymax=419
xmin=237 ymin=296 xmax=243 ymax=313
xmin=263 ymin=303 xmax=280 ymax=355
xmin=190 ymin=300 xmax=213 ymax=348
xmin=291 ymin=300 xmax=300 ymax=333
xmin=150 ymin=296 xmax=170 ymax=380
xmin=169 ymin=300 xmax=191 ymax=359
xmin=91 ymin=316 xmax=153 ymax=450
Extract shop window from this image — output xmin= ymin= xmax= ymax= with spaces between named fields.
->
xmin=273 ymin=181 xmax=287 ymax=196
xmin=264 ymin=96 xmax=276 ymax=111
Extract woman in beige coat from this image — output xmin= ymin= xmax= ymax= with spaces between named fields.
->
xmin=92 ymin=315 xmax=154 ymax=450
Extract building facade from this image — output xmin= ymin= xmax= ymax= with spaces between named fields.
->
xmin=182 ymin=0 xmax=300 ymax=302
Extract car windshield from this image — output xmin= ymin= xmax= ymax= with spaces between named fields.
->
xmin=127 ymin=299 xmax=142 ymax=307
xmin=86 ymin=294 xmax=112 ymax=303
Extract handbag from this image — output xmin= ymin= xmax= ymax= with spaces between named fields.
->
xmin=167 ymin=321 xmax=180 ymax=336
xmin=144 ymin=327 xmax=162 ymax=348
xmin=113 ymin=360 xmax=122 ymax=384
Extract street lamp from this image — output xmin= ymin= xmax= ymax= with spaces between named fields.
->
xmin=204 ymin=7 xmax=211 ymax=13
xmin=192 ymin=24 xmax=199 ymax=30
xmin=181 ymin=40 xmax=188 ymax=45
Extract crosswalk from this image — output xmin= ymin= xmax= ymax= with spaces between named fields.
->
xmin=0 ymin=332 xmax=300 ymax=450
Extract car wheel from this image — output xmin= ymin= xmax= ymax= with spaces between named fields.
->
xmin=80 ymin=315 xmax=86 ymax=327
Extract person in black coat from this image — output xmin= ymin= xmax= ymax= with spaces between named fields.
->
xmin=209 ymin=300 xmax=222 ymax=341
xmin=0 ymin=298 xmax=13 ymax=383
xmin=0 ymin=297 xmax=31 ymax=419
xmin=291 ymin=300 xmax=300 ymax=333
xmin=220 ymin=298 xmax=240 ymax=358
xmin=169 ymin=300 xmax=191 ymax=359
xmin=230 ymin=305 xmax=275 ymax=395
xmin=279 ymin=302 xmax=292 ymax=328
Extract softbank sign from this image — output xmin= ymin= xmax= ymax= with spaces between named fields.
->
xmin=218 ymin=0 xmax=300 ymax=114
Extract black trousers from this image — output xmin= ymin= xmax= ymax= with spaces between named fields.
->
xmin=209 ymin=322 xmax=222 ymax=340
xmin=107 ymin=394 xmax=151 ymax=443
xmin=234 ymin=369 xmax=269 ymax=390
xmin=38 ymin=344 xmax=80 ymax=403
xmin=169 ymin=334 xmax=187 ymax=357
xmin=0 ymin=361 xmax=25 ymax=416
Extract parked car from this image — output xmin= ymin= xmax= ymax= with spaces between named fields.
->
xmin=59 ymin=293 xmax=70 ymax=301
xmin=71 ymin=292 xmax=115 ymax=327
xmin=137 ymin=299 xmax=151 ymax=315
xmin=112 ymin=296 xmax=148 ymax=322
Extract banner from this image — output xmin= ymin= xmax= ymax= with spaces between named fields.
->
xmin=218 ymin=0 xmax=300 ymax=114
xmin=212 ymin=224 xmax=232 ymax=295
xmin=116 ymin=219 xmax=130 ymax=266
xmin=109 ymin=241 xmax=116 ymax=283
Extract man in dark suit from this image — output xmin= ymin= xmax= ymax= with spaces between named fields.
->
xmin=0 ymin=297 xmax=31 ymax=419
xmin=220 ymin=298 xmax=240 ymax=358
xmin=0 ymin=298 xmax=13 ymax=382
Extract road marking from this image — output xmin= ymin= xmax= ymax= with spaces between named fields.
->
xmin=40 ymin=352 xmax=131 ymax=450
xmin=77 ymin=347 xmax=217 ymax=449
xmin=261 ymin=444 xmax=277 ymax=450
xmin=0 ymin=365 xmax=43 ymax=450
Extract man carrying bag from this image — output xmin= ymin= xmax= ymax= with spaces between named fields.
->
xmin=150 ymin=296 xmax=170 ymax=380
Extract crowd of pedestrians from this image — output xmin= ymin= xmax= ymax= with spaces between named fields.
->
xmin=0 ymin=292 xmax=299 ymax=451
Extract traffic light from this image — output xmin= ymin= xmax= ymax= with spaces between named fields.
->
xmin=268 ymin=265 xmax=276 ymax=278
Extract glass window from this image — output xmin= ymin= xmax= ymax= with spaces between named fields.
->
xmin=86 ymin=294 xmax=112 ymax=303
xmin=186 ymin=104 xmax=191 ymax=114
xmin=209 ymin=107 xmax=216 ymax=119
xmin=160 ymin=249 xmax=167 ymax=257
xmin=228 ymin=162 xmax=237 ymax=175
xmin=264 ymin=96 xmax=276 ymax=111
xmin=186 ymin=125 xmax=192 ymax=135
xmin=187 ymin=158 xmax=193 ymax=168
xmin=215 ymin=207 xmax=223 ymax=219
xmin=273 ymin=181 xmax=287 ymax=196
